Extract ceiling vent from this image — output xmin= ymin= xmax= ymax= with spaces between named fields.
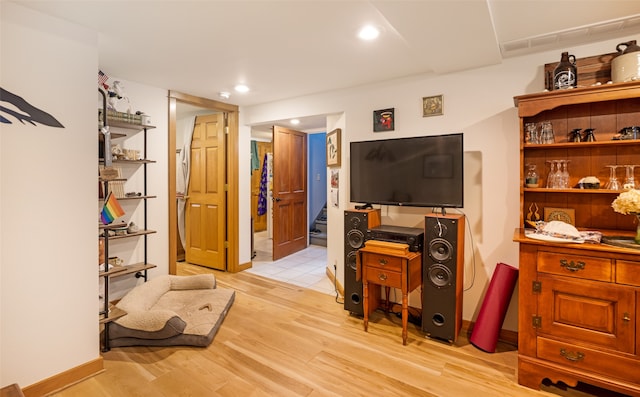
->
xmin=500 ymin=15 xmax=640 ymax=58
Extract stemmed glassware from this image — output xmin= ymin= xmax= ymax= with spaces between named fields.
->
xmin=558 ymin=160 xmax=570 ymax=188
xmin=546 ymin=160 xmax=557 ymax=188
xmin=605 ymin=165 xmax=621 ymax=190
xmin=624 ymin=164 xmax=638 ymax=189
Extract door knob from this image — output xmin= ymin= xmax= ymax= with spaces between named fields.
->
xmin=273 ymin=197 xmax=282 ymax=202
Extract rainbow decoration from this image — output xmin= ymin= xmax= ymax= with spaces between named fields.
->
xmin=101 ymin=192 xmax=125 ymax=225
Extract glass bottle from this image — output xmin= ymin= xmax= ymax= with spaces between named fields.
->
xmin=553 ymin=52 xmax=577 ymax=90
xmin=525 ymin=164 xmax=539 ymax=188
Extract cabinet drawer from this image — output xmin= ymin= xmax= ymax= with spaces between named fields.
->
xmin=617 ymin=260 xmax=640 ymax=287
xmin=538 ymin=251 xmax=612 ymax=282
xmin=362 ymin=253 xmax=402 ymax=272
xmin=364 ymin=267 xmax=402 ymax=289
xmin=537 ymin=337 xmax=640 ymax=384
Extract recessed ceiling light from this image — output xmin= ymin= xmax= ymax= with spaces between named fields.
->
xmin=218 ymin=91 xmax=230 ymax=99
xmin=358 ymin=25 xmax=380 ymax=41
xmin=234 ymin=84 xmax=250 ymax=93
xmin=290 ymin=119 xmax=300 ymax=125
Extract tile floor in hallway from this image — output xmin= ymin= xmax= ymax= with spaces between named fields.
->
xmin=247 ymin=231 xmax=336 ymax=295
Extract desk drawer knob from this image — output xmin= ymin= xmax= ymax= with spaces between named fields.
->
xmin=379 ymin=258 xmax=388 ymax=266
xmin=378 ymin=273 xmax=387 ymax=281
xmin=559 ymin=259 xmax=585 ymax=272
xmin=560 ymin=348 xmax=584 ymax=362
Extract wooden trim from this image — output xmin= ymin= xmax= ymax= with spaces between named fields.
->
xmin=169 ymin=91 xmax=238 ymax=113
xmin=225 ymin=110 xmax=241 ymax=273
xmin=514 ymin=80 xmax=640 ymax=117
xmin=21 ymin=358 xmax=103 ymax=397
xmin=168 ymin=91 xmax=240 ymax=274
xmin=168 ymin=97 xmax=177 ymax=275
xmin=326 ymin=265 xmax=344 ymax=297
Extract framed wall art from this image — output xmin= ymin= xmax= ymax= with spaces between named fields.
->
xmin=373 ymin=108 xmax=394 ymax=132
xmin=423 ymin=95 xmax=443 ymax=117
xmin=544 ymin=207 xmax=575 ymax=225
xmin=326 ymin=128 xmax=341 ymax=167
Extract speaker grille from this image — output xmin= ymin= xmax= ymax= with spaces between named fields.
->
xmin=429 ymin=238 xmax=453 ymax=262
xmin=422 ymin=214 xmax=464 ymax=342
xmin=427 ymin=263 xmax=453 ymax=288
xmin=344 ymin=210 xmax=379 ymax=316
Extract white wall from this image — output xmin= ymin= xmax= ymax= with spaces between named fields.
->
xmin=240 ymin=35 xmax=638 ymax=331
xmin=1 ymin=2 xmax=99 ymax=387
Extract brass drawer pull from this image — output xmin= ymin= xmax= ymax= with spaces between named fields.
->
xmin=559 ymin=259 xmax=585 ymax=272
xmin=379 ymin=258 xmax=388 ymax=266
xmin=560 ymin=348 xmax=584 ymax=362
xmin=378 ymin=273 xmax=387 ymax=281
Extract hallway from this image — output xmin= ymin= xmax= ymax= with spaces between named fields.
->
xmin=248 ymin=231 xmax=335 ymax=295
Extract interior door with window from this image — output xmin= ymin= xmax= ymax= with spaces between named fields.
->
xmin=272 ymin=126 xmax=307 ymax=260
xmin=185 ymin=113 xmax=226 ymax=270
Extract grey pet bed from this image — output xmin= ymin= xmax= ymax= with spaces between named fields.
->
xmin=108 ymin=274 xmax=235 ymax=347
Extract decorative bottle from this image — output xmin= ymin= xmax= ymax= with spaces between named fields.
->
xmin=553 ymin=52 xmax=577 ymax=90
xmin=525 ymin=164 xmax=539 ymax=188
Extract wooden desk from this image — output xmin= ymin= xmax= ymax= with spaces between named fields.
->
xmin=357 ymin=240 xmax=422 ymax=345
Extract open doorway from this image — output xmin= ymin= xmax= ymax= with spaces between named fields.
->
xmin=168 ymin=91 xmax=245 ymax=274
xmin=248 ymin=120 xmax=332 ymax=293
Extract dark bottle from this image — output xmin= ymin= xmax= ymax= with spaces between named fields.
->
xmin=553 ymin=52 xmax=577 ymax=90
xmin=583 ymin=128 xmax=596 ymax=142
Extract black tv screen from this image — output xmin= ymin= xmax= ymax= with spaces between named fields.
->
xmin=349 ymin=133 xmax=464 ymax=208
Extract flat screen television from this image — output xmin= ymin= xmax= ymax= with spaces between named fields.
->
xmin=349 ymin=133 xmax=463 ymax=208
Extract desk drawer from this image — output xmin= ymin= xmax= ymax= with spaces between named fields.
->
xmin=362 ymin=252 xmax=402 ymax=272
xmin=616 ymin=260 xmax=640 ymax=287
xmin=538 ymin=251 xmax=612 ymax=282
xmin=365 ymin=267 xmax=401 ymax=289
xmin=537 ymin=337 xmax=640 ymax=384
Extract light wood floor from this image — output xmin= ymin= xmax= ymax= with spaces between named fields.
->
xmin=52 ymin=263 xmax=621 ymax=397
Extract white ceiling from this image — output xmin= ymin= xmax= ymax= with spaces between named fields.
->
xmin=13 ymin=0 xmax=640 ymax=133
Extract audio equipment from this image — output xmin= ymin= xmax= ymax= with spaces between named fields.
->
xmin=367 ymin=225 xmax=424 ymax=252
xmin=344 ymin=208 xmax=380 ymax=316
xmin=422 ymin=213 xmax=465 ymax=342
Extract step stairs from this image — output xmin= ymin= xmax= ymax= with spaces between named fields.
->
xmin=309 ymin=206 xmax=327 ymax=247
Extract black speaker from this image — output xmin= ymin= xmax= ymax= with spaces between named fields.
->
xmin=344 ymin=209 xmax=380 ymax=316
xmin=422 ymin=213 xmax=465 ymax=342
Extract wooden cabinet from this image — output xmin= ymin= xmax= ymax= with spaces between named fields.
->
xmin=358 ymin=240 xmax=422 ymax=345
xmin=98 ymin=116 xmax=156 ymax=352
xmin=514 ymin=82 xmax=640 ymax=396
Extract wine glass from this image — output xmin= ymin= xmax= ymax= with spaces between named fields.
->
xmin=604 ymin=165 xmax=621 ymax=190
xmin=546 ymin=160 xmax=555 ymax=188
xmin=624 ymin=164 xmax=638 ymax=189
xmin=559 ymin=160 xmax=570 ymax=188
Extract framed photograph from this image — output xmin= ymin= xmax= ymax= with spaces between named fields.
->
xmin=544 ymin=207 xmax=575 ymax=225
xmin=423 ymin=95 xmax=443 ymax=117
xmin=326 ymin=128 xmax=341 ymax=167
xmin=373 ymin=108 xmax=394 ymax=132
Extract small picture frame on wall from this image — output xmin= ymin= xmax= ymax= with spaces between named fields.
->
xmin=373 ymin=108 xmax=395 ymax=132
xmin=326 ymin=128 xmax=341 ymax=167
xmin=423 ymin=95 xmax=443 ymax=117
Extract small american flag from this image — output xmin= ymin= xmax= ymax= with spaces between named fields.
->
xmin=98 ymin=70 xmax=109 ymax=89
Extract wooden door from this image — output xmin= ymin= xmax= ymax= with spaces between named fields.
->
xmin=251 ymin=141 xmax=272 ymax=232
xmin=185 ymin=113 xmax=226 ymax=270
xmin=272 ymin=126 xmax=307 ymax=260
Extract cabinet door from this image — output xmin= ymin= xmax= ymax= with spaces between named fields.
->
xmin=537 ymin=274 xmax=635 ymax=353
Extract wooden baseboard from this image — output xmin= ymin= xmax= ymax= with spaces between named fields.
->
xmin=325 ymin=265 xmax=343 ymax=297
xmin=21 ymin=357 xmax=103 ymax=397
